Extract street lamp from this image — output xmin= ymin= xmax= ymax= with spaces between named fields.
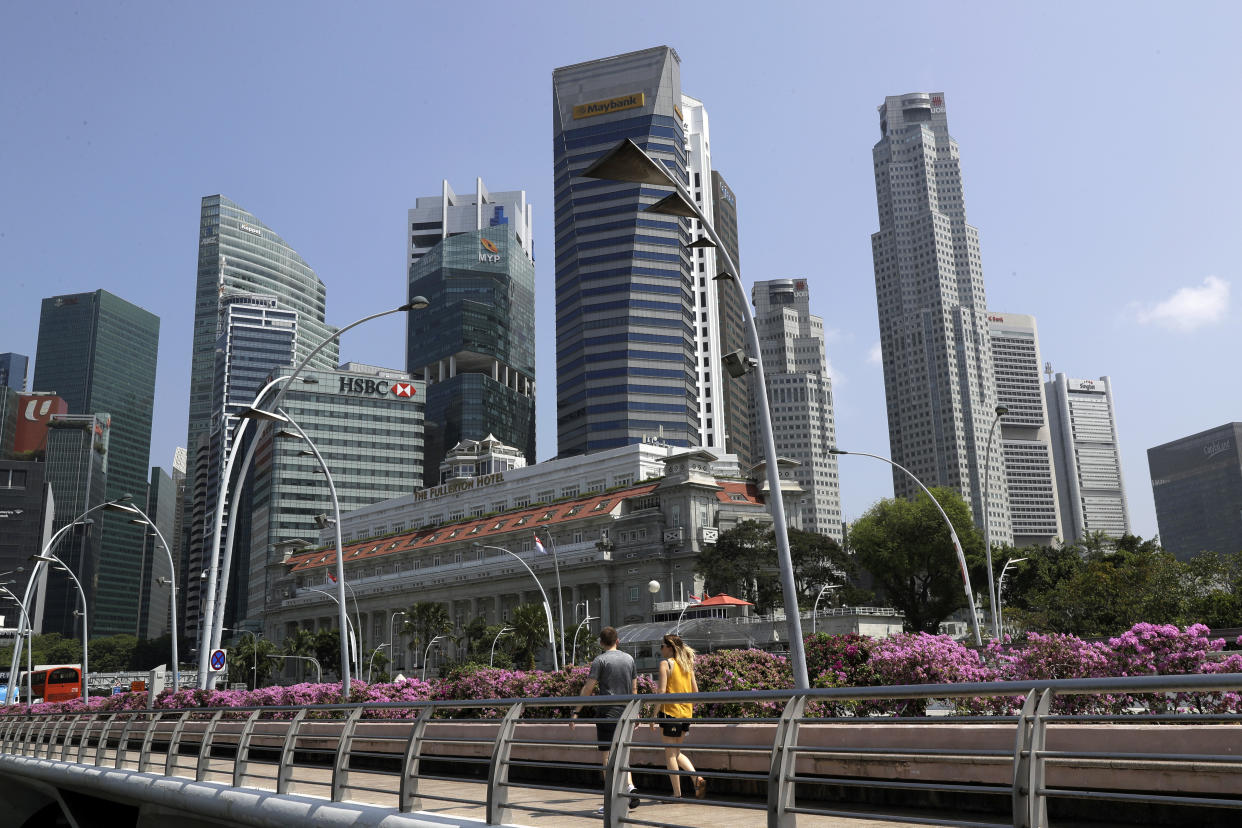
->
xmin=115 ymin=501 xmax=181 ymax=691
xmin=473 ymin=543 xmax=558 ymax=670
xmin=811 ymin=584 xmax=841 ymax=635
xmin=7 ymin=495 xmax=135 ymax=707
xmin=536 ymin=528 xmax=567 ymax=670
xmin=490 ymin=626 xmax=514 ymax=668
xmin=422 ymin=634 xmax=447 ymax=681
xmin=33 ymin=553 xmax=89 ymax=701
xmin=367 ymin=643 xmax=389 ymax=683
xmin=995 ymin=557 xmax=1029 ymax=636
xmin=223 ymin=627 xmax=259 ymax=690
xmin=388 ymin=610 xmax=406 ymax=673
xmin=674 ymin=597 xmax=700 ymax=634
xmin=570 ymin=616 xmax=596 ymax=667
xmin=268 ymin=654 xmax=321 ymax=684
xmin=829 ymin=448 xmax=983 ymax=646
xmin=982 ymin=405 xmax=1009 ymax=639
xmin=199 ymin=297 xmax=430 ymax=688
xmin=302 ymin=586 xmax=360 ymax=682
xmin=582 ymin=140 xmax=810 ymax=688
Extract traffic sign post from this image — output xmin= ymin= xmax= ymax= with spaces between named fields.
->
xmin=209 ymin=648 xmax=228 ymax=673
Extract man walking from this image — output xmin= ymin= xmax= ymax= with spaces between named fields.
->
xmin=571 ymin=626 xmax=638 ymax=813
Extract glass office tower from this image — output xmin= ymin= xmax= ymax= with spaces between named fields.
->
xmin=1148 ymin=423 xmax=1242 ymax=561
xmin=552 ymin=46 xmax=699 ymax=456
xmin=407 ymin=226 xmax=535 ymax=486
xmin=34 ymin=290 xmax=159 ymax=636
xmin=0 ymin=353 xmax=28 ymax=392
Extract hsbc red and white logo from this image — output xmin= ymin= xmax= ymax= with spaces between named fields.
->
xmin=392 ymin=382 xmax=414 ymax=398
xmin=338 ymin=377 xmax=417 ymax=399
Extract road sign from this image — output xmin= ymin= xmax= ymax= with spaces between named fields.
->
xmin=209 ymin=649 xmax=228 ymax=672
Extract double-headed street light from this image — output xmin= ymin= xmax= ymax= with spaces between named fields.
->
xmin=490 ymin=626 xmax=514 ymax=668
xmin=199 ymin=297 xmax=430 ymax=689
xmin=982 ymin=405 xmax=1009 ymax=639
xmin=829 ymin=448 xmax=983 ymax=646
xmin=33 ymin=553 xmax=89 ymax=701
xmin=423 ymin=634 xmax=448 ymax=681
xmin=581 ymin=140 xmax=810 ymax=688
xmin=811 ymin=584 xmax=841 ymax=635
xmin=996 ymin=557 xmax=1029 ymax=636
xmin=473 ymin=543 xmax=558 ymax=671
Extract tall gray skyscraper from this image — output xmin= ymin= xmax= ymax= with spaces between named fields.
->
xmin=552 ymin=46 xmax=699 ymax=456
xmin=1148 ymin=422 xmax=1242 ymax=560
xmin=987 ymin=312 xmax=1061 ymax=547
xmin=183 ymin=196 xmax=338 ymax=640
xmin=752 ymin=279 xmax=842 ymax=540
xmin=1046 ymin=373 xmax=1131 ymax=540
xmin=0 ymin=353 xmax=28 ymax=392
xmin=870 ymin=93 xmax=1011 ymax=544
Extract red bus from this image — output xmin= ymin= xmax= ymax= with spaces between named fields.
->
xmin=19 ymin=665 xmax=82 ymax=703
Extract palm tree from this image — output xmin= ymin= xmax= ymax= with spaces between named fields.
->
xmin=510 ymin=603 xmax=550 ymax=670
xmin=402 ymin=602 xmax=452 ymax=666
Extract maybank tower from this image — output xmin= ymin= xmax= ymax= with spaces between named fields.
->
xmin=552 ymin=47 xmax=700 ymax=457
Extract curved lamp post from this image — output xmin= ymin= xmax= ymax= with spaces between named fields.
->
xmin=199 ymin=297 xmax=430 ymax=687
xmin=489 ymin=626 xmax=514 ymax=668
xmin=303 ymin=586 xmax=359 ymax=686
xmin=811 ymin=584 xmax=841 ymax=635
xmin=33 ymin=553 xmax=89 ymax=701
xmin=674 ymin=598 xmax=700 ymax=634
xmin=473 ymin=543 xmax=557 ymax=670
xmin=537 ymin=528 xmax=567 ymax=670
xmin=995 ymin=556 xmax=1029 ymax=636
xmin=829 ymin=448 xmax=983 ymax=646
xmin=422 ymin=634 xmax=447 ymax=681
xmin=367 ymin=644 xmax=389 ymax=683
xmin=7 ymin=495 xmax=136 ymax=706
xmin=388 ymin=610 xmax=406 ymax=672
xmin=570 ymin=616 xmax=596 ymax=667
xmin=268 ymin=653 xmax=321 ymax=684
xmin=582 ymin=140 xmax=809 ymax=688
xmin=116 ymin=501 xmax=181 ymax=691
xmin=982 ymin=405 xmax=1008 ymax=639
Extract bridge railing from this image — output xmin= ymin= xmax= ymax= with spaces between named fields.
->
xmin=2 ymin=672 xmax=1241 ymax=828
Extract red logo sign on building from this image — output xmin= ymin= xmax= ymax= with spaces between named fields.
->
xmin=392 ymin=382 xmax=414 ymax=398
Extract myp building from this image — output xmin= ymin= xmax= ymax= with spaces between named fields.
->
xmin=552 ymin=46 xmax=698 ymax=457
xmin=407 ymin=223 xmax=535 ymax=488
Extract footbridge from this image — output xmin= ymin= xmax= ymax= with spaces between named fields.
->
xmin=1 ymin=673 xmax=1240 ymax=828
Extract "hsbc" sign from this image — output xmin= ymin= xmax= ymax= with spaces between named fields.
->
xmin=337 ymin=377 xmax=417 ymax=398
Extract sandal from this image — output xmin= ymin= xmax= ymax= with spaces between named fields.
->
xmin=693 ymin=776 xmax=706 ymax=799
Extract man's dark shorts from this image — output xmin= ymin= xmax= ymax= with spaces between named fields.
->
xmin=657 ymin=712 xmax=690 ymax=738
xmin=594 ymin=721 xmax=617 ymax=751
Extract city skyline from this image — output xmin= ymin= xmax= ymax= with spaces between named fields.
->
xmin=4 ymin=4 xmax=1241 ymax=542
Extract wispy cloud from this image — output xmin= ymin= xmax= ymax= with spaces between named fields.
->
xmin=866 ymin=342 xmax=883 ymax=364
xmin=1135 ymin=276 xmax=1230 ymax=332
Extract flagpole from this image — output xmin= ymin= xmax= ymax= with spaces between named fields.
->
xmin=536 ymin=531 xmax=567 ymax=670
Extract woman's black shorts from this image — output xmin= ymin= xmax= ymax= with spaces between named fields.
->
xmin=657 ymin=711 xmax=690 ymax=737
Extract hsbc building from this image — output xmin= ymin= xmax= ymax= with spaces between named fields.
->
xmin=239 ymin=362 xmax=426 ymax=626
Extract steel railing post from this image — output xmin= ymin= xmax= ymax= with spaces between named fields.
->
xmin=1027 ymin=689 xmax=1051 ymax=828
xmin=165 ymin=711 xmax=191 ymax=777
xmin=331 ymin=707 xmax=365 ymax=802
xmin=276 ymin=709 xmax=308 ymax=795
xmin=485 ymin=702 xmax=524 ymax=826
xmin=399 ymin=705 xmax=433 ymax=812
xmin=34 ymin=714 xmax=56 ymax=757
xmin=94 ymin=713 xmax=117 ymax=766
xmin=115 ymin=712 xmax=140 ymax=769
xmin=60 ymin=715 xmax=81 ymax=761
xmin=1012 ymin=688 xmax=1051 ymax=828
xmin=76 ymin=714 xmax=97 ymax=763
xmin=196 ymin=709 xmax=226 ymax=782
xmin=139 ymin=712 xmax=162 ymax=773
xmin=768 ymin=694 xmax=809 ymax=827
xmin=604 ymin=698 xmax=644 ymax=827
xmin=233 ymin=709 xmax=263 ymax=788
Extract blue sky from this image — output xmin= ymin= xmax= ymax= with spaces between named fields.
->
xmin=2 ymin=1 xmax=1239 ymax=541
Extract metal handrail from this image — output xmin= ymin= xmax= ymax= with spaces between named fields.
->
xmin=0 ymin=672 xmax=1239 ymax=828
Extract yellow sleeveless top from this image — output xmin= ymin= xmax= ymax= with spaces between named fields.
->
xmin=661 ymin=658 xmax=694 ymax=719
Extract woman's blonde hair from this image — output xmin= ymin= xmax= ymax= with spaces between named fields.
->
xmin=662 ymin=634 xmax=696 ymax=674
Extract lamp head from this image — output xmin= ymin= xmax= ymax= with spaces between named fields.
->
xmin=827 ymin=447 xmax=847 ymax=455
xmin=401 ymin=295 xmax=430 ymax=311
xmin=995 ymin=405 xmax=1009 ymax=416
xmin=687 ymin=236 xmax=716 ymax=249
xmin=722 ymin=349 xmax=757 ymax=379
xmin=238 ymin=406 xmax=287 ymax=423
xmin=275 ymin=429 xmax=303 ymax=440
xmin=579 ymin=138 xmax=675 ymax=187
xmin=647 ymin=579 xmax=661 ymax=595
xmin=312 ymin=514 xmax=334 ymax=530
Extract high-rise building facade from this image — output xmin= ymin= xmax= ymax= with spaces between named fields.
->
xmin=34 ymin=290 xmax=159 ymax=636
xmin=710 ymin=171 xmax=754 ymax=468
xmin=243 ymin=363 xmax=425 ymax=626
xmin=1148 ymin=423 xmax=1242 ymax=560
xmin=407 ymin=179 xmax=533 ymax=267
xmin=752 ymin=279 xmax=842 ymax=540
xmin=406 ymin=190 xmax=535 ymax=485
xmin=987 ymin=313 xmax=1062 ymax=547
xmin=1045 ymin=374 xmax=1130 ymax=540
xmin=870 ymin=93 xmax=1011 ymax=545
xmin=0 ymin=353 xmax=28 ymax=392
xmin=184 ymin=195 xmax=338 ymax=641
xmin=138 ymin=465 xmax=178 ymax=639
xmin=552 ymin=46 xmax=699 ymax=456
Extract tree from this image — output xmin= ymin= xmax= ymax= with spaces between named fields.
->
xmin=402 ymin=602 xmax=452 ymax=663
xmin=460 ymin=615 xmax=491 ymax=662
xmin=850 ymin=487 xmax=983 ymax=634
xmin=226 ymin=636 xmax=279 ymax=689
xmin=696 ymin=521 xmax=863 ymax=614
xmin=509 ymin=603 xmax=550 ymax=670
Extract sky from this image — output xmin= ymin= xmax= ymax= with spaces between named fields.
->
xmin=2 ymin=1 xmax=1239 ymax=542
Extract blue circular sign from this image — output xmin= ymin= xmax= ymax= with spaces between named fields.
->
xmin=210 ymin=649 xmax=227 ymax=671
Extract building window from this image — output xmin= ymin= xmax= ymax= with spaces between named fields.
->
xmin=628 ymin=586 xmax=640 ymax=602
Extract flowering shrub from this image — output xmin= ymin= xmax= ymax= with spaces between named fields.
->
xmin=1107 ymin=623 xmax=1242 ymax=713
xmin=693 ymin=648 xmax=791 ymax=718
xmin=986 ymin=632 xmax=1117 ymax=714
xmin=867 ymin=633 xmax=997 ymax=715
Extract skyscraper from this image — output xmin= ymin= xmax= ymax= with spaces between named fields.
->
xmin=1148 ymin=423 xmax=1242 ymax=560
xmin=870 ymin=93 xmax=1011 ymax=544
xmin=34 ymin=290 xmax=159 ymax=636
xmin=138 ymin=465 xmax=177 ymax=639
xmin=710 ymin=171 xmax=754 ymax=468
xmin=552 ymin=46 xmax=699 ymax=456
xmin=752 ymin=279 xmax=842 ymax=540
xmin=987 ymin=313 xmax=1062 ymax=547
xmin=1045 ymin=374 xmax=1131 ymax=540
xmin=406 ymin=182 xmax=535 ymax=483
xmin=183 ymin=195 xmax=338 ymax=640
xmin=0 ymin=353 xmax=28 ymax=392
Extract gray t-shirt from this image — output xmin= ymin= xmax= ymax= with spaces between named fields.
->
xmin=587 ymin=648 xmax=637 ymax=719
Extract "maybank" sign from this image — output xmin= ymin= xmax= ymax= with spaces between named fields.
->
xmin=573 ymin=92 xmax=645 ymax=120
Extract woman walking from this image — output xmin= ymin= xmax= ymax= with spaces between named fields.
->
xmin=653 ymin=634 xmax=705 ymax=798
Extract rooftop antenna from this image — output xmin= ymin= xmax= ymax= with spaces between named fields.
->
xmin=1043 ymin=361 xmax=1053 ymax=382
